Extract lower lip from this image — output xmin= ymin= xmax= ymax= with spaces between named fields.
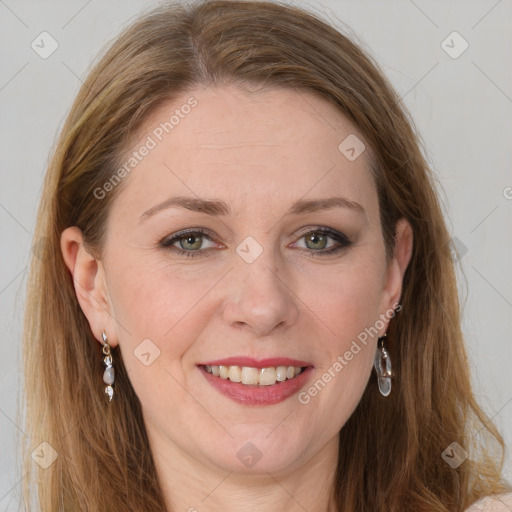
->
xmin=198 ymin=365 xmax=315 ymax=406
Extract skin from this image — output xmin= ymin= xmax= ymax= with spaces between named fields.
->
xmin=61 ymin=84 xmax=413 ymax=512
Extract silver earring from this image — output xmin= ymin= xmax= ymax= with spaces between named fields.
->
xmin=102 ymin=331 xmax=115 ymax=401
xmin=373 ymin=333 xmax=393 ymax=397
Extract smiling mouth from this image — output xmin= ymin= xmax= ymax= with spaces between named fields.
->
xmin=201 ymin=364 xmax=306 ymax=387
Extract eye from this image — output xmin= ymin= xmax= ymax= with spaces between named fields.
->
xmin=160 ymin=229 xmax=219 ymax=258
xmin=292 ymin=227 xmax=352 ymax=257
xmin=159 ymin=226 xmax=351 ymax=259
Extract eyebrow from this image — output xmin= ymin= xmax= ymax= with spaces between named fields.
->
xmin=139 ymin=195 xmax=365 ymax=222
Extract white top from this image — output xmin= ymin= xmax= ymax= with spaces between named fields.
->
xmin=465 ymin=492 xmax=512 ymax=511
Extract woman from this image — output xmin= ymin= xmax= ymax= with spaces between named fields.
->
xmin=22 ymin=1 xmax=511 ymax=511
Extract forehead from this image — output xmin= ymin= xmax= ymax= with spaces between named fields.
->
xmin=110 ymin=85 xmax=378 ymax=220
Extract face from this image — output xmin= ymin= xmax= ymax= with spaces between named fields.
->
xmin=64 ymin=84 xmax=410 ymax=477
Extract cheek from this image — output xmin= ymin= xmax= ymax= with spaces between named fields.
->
xmin=298 ymin=255 xmax=384 ymax=417
xmin=102 ymin=253 xmax=171 ymax=369
xmin=298 ymin=295 xmax=377 ymax=441
xmin=105 ymin=256 xmax=214 ymax=421
xmin=309 ymin=255 xmax=386 ymax=343
xmin=106 ymin=253 xmax=214 ymax=351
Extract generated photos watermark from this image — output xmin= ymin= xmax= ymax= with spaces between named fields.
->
xmin=298 ymin=302 xmax=401 ymax=405
xmin=93 ymin=96 xmax=198 ymax=200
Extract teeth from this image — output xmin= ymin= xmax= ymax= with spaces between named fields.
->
xmin=204 ymin=364 xmax=304 ymax=386
xmin=259 ymin=367 xmax=277 ymax=386
xmin=241 ymin=366 xmax=259 ymax=385
xmin=228 ymin=365 xmax=241 ymax=382
xmin=219 ymin=365 xmax=229 ymax=379
xmin=276 ymin=366 xmax=288 ymax=381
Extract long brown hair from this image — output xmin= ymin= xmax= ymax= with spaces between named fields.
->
xmin=22 ymin=1 xmax=510 ymax=510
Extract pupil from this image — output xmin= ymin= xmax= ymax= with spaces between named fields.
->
xmin=183 ymin=235 xmax=201 ymax=250
xmin=308 ymin=233 xmax=326 ymax=249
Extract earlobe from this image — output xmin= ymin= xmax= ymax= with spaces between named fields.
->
xmin=60 ymin=227 xmax=118 ymax=346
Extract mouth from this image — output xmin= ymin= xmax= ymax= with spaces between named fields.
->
xmin=201 ymin=364 xmax=306 ymax=386
xmin=197 ymin=357 xmax=314 ymax=405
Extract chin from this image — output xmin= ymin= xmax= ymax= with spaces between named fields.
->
xmin=197 ymin=428 xmax=312 ymax=476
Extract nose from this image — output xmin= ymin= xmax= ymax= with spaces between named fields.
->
xmin=221 ymin=247 xmax=300 ymax=337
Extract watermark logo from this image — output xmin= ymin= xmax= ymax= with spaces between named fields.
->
xmin=338 ymin=134 xmax=365 ymax=161
xmin=441 ymin=442 xmax=468 ymax=468
xmin=236 ymin=236 xmax=263 ymax=263
xmin=441 ymin=31 xmax=469 ymax=59
xmin=31 ymin=31 xmax=58 ymax=59
xmin=134 ymin=338 xmax=161 ymax=366
xmin=31 ymin=441 xmax=58 ymax=469
xmin=447 ymin=236 xmax=468 ymax=262
xmin=236 ymin=442 xmax=262 ymax=468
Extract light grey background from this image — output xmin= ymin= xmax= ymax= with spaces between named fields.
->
xmin=1 ymin=0 xmax=511 ymax=509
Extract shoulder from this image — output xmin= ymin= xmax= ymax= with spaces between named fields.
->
xmin=465 ymin=492 xmax=512 ymax=511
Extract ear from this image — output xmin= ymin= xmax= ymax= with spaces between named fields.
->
xmin=379 ymin=218 xmax=413 ymax=329
xmin=60 ymin=226 xmax=119 ymax=347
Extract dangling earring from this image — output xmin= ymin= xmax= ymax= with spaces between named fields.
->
xmin=373 ymin=333 xmax=393 ymax=397
xmin=101 ymin=331 xmax=115 ymax=401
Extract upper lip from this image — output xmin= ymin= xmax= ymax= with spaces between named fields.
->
xmin=197 ymin=357 xmax=313 ymax=368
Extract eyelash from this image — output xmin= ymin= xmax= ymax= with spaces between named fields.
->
xmin=159 ymin=227 xmax=352 ymax=259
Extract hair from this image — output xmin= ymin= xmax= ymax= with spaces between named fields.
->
xmin=21 ymin=0 xmax=510 ymax=510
